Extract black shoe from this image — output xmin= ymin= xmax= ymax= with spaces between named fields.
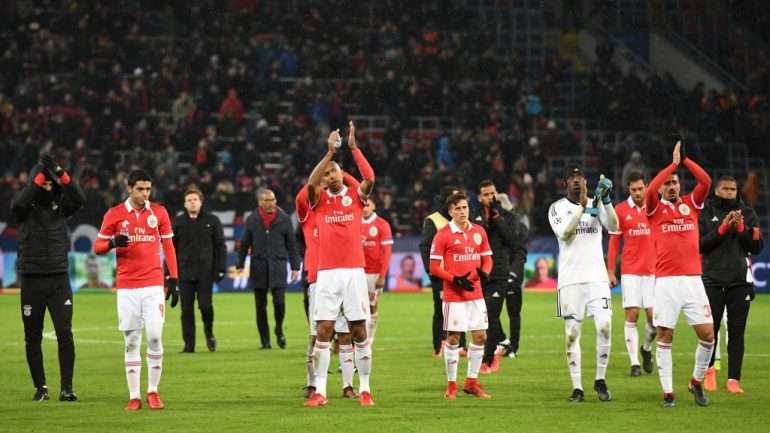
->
xmin=568 ymin=388 xmax=584 ymax=402
xmin=688 ymin=379 xmax=709 ymax=406
xmin=641 ymin=347 xmax=654 ymax=374
xmin=33 ymin=387 xmax=49 ymax=401
xmin=181 ymin=345 xmax=194 ymax=353
xmin=594 ymin=379 xmax=612 ymax=401
xmin=630 ymin=365 xmax=642 ymax=377
xmin=260 ymin=344 xmax=272 ymax=350
xmin=59 ymin=389 xmax=77 ymax=402
xmin=662 ymin=392 xmax=675 ymax=408
xmin=206 ymin=336 xmax=217 ymax=352
xmin=276 ymin=333 xmax=287 ymax=349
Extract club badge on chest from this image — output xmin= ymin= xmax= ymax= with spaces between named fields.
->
xmin=147 ymin=214 xmax=158 ymax=229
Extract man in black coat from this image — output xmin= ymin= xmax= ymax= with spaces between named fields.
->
xmin=473 ymin=180 xmax=528 ymax=372
xmin=699 ymin=175 xmax=764 ymax=393
xmin=172 ymin=187 xmax=226 ymax=353
xmin=237 ymin=188 xmax=300 ymax=349
xmin=12 ymin=154 xmax=85 ymax=401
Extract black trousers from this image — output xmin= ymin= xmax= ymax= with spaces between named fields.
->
xmin=253 ymin=286 xmax=286 ymax=346
xmin=179 ymin=279 xmax=214 ymax=349
xmin=505 ymin=278 xmax=523 ymax=354
xmin=482 ymin=280 xmax=508 ymax=364
xmin=20 ymin=273 xmax=75 ymax=390
xmin=704 ymin=282 xmax=752 ymax=380
xmin=431 ymin=276 xmax=466 ymax=353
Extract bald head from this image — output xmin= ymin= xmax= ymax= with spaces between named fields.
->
xmin=257 ymin=188 xmax=277 ymax=213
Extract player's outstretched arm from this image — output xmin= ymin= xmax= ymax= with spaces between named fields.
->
xmin=681 ymin=157 xmax=711 ymax=207
xmin=307 ymin=130 xmax=339 ymax=206
xmin=602 ymin=201 xmax=619 ymax=233
xmin=347 ymin=120 xmax=375 ymax=197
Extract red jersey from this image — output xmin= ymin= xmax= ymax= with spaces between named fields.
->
xmin=97 ymin=200 xmax=175 ymax=289
xmin=609 ymin=197 xmax=655 ymax=275
xmin=296 ymin=185 xmax=320 ymax=283
xmin=429 ymin=221 xmax=492 ymax=302
xmin=648 ymin=193 xmax=704 ymax=277
xmin=361 ymin=213 xmax=393 ymax=276
xmin=312 ymin=185 xmax=365 ymax=270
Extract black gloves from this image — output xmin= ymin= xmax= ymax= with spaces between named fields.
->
xmin=215 ymin=271 xmax=225 ymax=282
xmin=109 ymin=234 xmax=129 ymax=249
xmin=165 ymin=277 xmax=179 ymax=307
xmin=41 ymin=153 xmax=65 ymax=177
xmin=453 ymin=272 xmax=475 ymax=292
xmin=490 ymin=196 xmax=503 ymax=220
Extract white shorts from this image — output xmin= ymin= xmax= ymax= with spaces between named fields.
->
xmin=314 ymin=268 xmax=370 ymax=323
xmin=653 ymin=276 xmax=713 ymax=329
xmin=334 ymin=315 xmax=350 ymax=334
xmin=365 ymin=273 xmax=382 ymax=306
xmin=557 ymin=282 xmax=612 ymax=321
xmin=443 ymin=299 xmax=488 ymax=332
xmin=117 ymin=286 xmax=166 ymax=331
xmin=621 ymin=274 xmax=655 ymax=309
xmin=308 ymin=283 xmax=317 ymax=337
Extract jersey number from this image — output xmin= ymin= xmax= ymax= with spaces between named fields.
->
xmin=602 ymin=298 xmax=610 ymax=309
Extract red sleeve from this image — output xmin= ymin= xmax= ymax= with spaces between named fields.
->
xmin=645 ymin=162 xmax=678 ymax=215
xmin=607 ymin=234 xmax=621 ymax=272
xmin=682 ymin=158 xmax=711 ymax=208
xmin=379 ymin=220 xmax=393 ymax=278
xmin=157 ymin=206 xmax=178 ymax=278
xmin=351 ymin=148 xmax=374 ymax=181
xmin=296 ymin=184 xmax=310 ymax=223
xmin=162 ymin=237 xmax=178 ymax=279
xmin=428 ymin=231 xmax=454 ymax=283
xmin=342 ymin=171 xmax=360 ymax=190
xmin=479 ymin=229 xmax=493 ymax=274
xmin=94 ymin=209 xmax=115 ymax=255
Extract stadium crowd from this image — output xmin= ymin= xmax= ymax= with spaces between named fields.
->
xmin=0 ymin=0 xmax=767 ymax=237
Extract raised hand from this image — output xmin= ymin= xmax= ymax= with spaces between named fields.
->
xmin=347 ymin=120 xmax=357 ymax=149
xmin=672 ymin=141 xmax=681 ymax=165
xmin=327 ymin=129 xmax=341 ymax=153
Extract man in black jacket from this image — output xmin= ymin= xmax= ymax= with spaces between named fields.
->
xmin=237 ymin=188 xmax=300 ymax=349
xmin=473 ymin=180 xmax=528 ymax=372
xmin=172 ymin=187 xmax=226 ymax=353
xmin=419 ymin=185 xmax=462 ymax=356
xmin=699 ymin=175 xmax=764 ymax=394
xmin=12 ymin=154 xmax=85 ymax=401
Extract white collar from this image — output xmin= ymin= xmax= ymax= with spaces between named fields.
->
xmin=660 ymin=197 xmax=680 ymax=207
xmin=124 ymin=198 xmax=150 ymax=212
xmin=449 ymin=220 xmax=470 ymax=233
xmin=627 ymin=196 xmax=645 ymax=209
xmin=362 ymin=212 xmax=377 ymax=224
xmin=325 ymin=185 xmax=348 ymax=198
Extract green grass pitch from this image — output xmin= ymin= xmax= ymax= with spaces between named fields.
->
xmin=1 ymin=291 xmax=768 ymax=433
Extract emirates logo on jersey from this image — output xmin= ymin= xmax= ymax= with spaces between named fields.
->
xmin=324 ymin=212 xmax=354 ymax=224
xmin=127 ymin=226 xmax=157 ymax=243
xmin=661 ymin=218 xmax=695 ymax=233
xmin=628 ymin=223 xmax=650 ymax=237
xmin=453 ymin=247 xmax=480 ymax=262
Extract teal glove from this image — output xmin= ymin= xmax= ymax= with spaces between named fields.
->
xmin=597 ymin=175 xmax=613 ymax=205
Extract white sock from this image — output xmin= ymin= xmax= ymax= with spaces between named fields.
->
xmin=306 ymin=343 xmax=316 ymax=388
xmin=624 ymin=321 xmax=640 ymax=366
xmin=467 ymin=343 xmax=484 ymax=379
xmin=367 ymin=313 xmax=378 ymax=344
xmin=146 ymin=351 xmax=163 ymax=393
xmin=339 ymin=344 xmax=355 ymax=388
xmin=354 ymin=339 xmax=372 ymax=393
xmin=565 ymin=319 xmax=582 ymax=390
xmin=444 ymin=343 xmax=460 ymax=382
xmin=693 ymin=339 xmax=715 ymax=382
xmin=123 ymin=330 xmax=142 ymax=399
xmin=313 ymin=341 xmax=331 ymax=397
xmin=595 ymin=316 xmax=611 ymax=380
xmin=643 ymin=321 xmax=656 ymax=352
xmin=656 ymin=342 xmax=673 ymax=394
xmin=145 ymin=326 xmax=163 ymax=393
